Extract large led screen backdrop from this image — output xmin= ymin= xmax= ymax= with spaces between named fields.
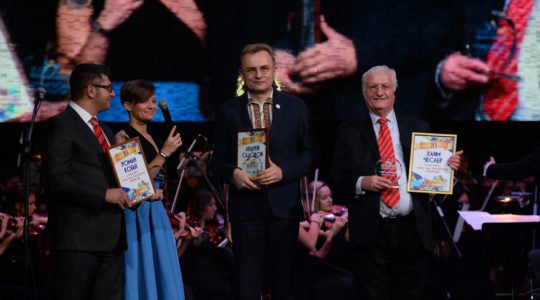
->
xmin=1 ymin=1 xmax=539 ymax=122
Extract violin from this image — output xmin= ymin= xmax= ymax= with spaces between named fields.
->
xmin=0 ymin=212 xmax=19 ymax=232
xmin=200 ymin=217 xmax=227 ymax=246
xmin=187 ymin=214 xmax=227 ymax=247
xmin=168 ymin=209 xmax=180 ymax=228
xmin=321 ymin=205 xmax=348 ymax=230
xmin=0 ymin=212 xmax=46 ymax=236
xmin=169 ymin=211 xmax=228 ymax=247
xmin=168 ymin=210 xmax=193 ymax=240
xmin=30 ymin=213 xmax=48 ymax=236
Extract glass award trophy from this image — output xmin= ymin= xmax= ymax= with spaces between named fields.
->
xmin=375 ymin=156 xmax=403 ymax=188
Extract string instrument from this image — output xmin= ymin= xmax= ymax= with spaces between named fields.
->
xmin=168 ymin=210 xmax=193 ymax=240
xmin=0 ymin=212 xmax=18 ymax=231
xmin=0 ymin=212 xmax=46 ymax=236
xmin=198 ymin=217 xmax=227 ymax=247
xmin=29 ymin=214 xmax=47 ymax=236
xmin=321 ymin=205 xmax=348 ymax=230
xmin=170 ymin=212 xmax=228 ymax=247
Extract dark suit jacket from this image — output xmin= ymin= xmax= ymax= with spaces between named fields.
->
xmin=210 ymin=91 xmax=318 ymax=221
xmin=42 ymin=106 xmax=125 ymax=252
xmin=486 ymin=138 xmax=540 ymax=180
xmin=328 ymin=113 xmax=433 ymax=251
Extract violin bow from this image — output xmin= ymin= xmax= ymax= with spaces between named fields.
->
xmin=310 ymin=168 xmax=319 ymax=213
xmin=301 ymin=176 xmax=310 ymax=218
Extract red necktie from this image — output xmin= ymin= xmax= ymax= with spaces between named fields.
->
xmin=90 ymin=116 xmax=109 ymax=152
xmin=483 ymin=0 xmax=533 ymax=121
xmin=377 ymin=117 xmax=400 ymax=208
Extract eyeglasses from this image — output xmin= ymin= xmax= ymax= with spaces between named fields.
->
xmin=91 ymin=84 xmax=113 ymax=93
xmin=367 ymin=84 xmax=394 ymax=93
xmin=242 ymin=65 xmax=274 ymax=78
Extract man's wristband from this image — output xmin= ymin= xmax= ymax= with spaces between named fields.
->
xmin=160 ymin=152 xmax=168 ymax=159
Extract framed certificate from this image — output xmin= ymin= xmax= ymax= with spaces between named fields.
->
xmin=107 ymin=137 xmax=155 ymax=205
xmin=237 ymin=128 xmax=269 ymax=175
xmin=407 ymin=132 xmax=457 ymax=195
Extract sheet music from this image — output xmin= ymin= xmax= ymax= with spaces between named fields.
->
xmin=458 ymin=211 xmax=540 ymax=230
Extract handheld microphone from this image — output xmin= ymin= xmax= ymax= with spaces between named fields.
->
xmin=34 ymin=87 xmax=46 ymax=105
xmin=158 ymin=99 xmax=173 ymax=124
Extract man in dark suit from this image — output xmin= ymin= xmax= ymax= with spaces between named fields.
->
xmin=210 ymin=43 xmax=318 ymax=300
xmin=328 ymin=65 xmax=462 ymax=299
xmin=484 ymin=139 xmax=540 ymax=182
xmin=41 ymin=63 xmax=131 ymax=300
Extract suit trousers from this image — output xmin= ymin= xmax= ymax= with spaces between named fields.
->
xmin=54 ymin=250 xmax=124 ymax=300
xmin=353 ymin=213 xmax=432 ymax=300
xmin=231 ymin=198 xmax=299 ymax=300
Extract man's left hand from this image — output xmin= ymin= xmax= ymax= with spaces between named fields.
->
xmin=253 ymin=158 xmax=283 ymax=186
xmin=447 ymin=150 xmax=463 ymax=171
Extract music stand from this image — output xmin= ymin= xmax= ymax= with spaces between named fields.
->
xmin=459 ymin=211 xmax=540 ymax=300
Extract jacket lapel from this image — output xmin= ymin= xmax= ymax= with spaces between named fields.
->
xmin=239 ymin=95 xmax=252 ymax=129
xmin=270 ymin=92 xmax=284 ymax=140
xmin=397 ymin=115 xmax=413 ymax=168
xmin=66 ymin=106 xmax=104 ymax=152
xmin=359 ymin=116 xmax=380 ymax=158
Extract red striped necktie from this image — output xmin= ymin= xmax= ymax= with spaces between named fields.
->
xmin=377 ymin=117 xmax=400 ymax=208
xmin=90 ymin=116 xmax=109 ymax=152
xmin=483 ymin=0 xmax=533 ymax=121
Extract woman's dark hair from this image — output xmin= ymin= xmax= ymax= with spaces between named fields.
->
xmin=120 ymin=79 xmax=156 ymax=105
xmin=186 ymin=189 xmax=214 ymax=222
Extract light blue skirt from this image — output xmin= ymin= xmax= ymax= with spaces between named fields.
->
xmin=124 ymin=200 xmax=184 ymax=299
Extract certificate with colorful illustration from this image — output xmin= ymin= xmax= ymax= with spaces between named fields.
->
xmin=237 ymin=128 xmax=269 ymax=176
xmin=407 ymin=132 xmax=457 ymax=195
xmin=107 ymin=137 xmax=155 ymax=204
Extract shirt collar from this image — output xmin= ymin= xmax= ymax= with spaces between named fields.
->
xmin=370 ymin=110 xmax=397 ymax=126
xmin=247 ymin=88 xmax=274 ymax=105
xmin=69 ymin=101 xmax=93 ymax=123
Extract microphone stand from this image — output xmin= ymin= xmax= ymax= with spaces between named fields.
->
xmin=431 ymin=193 xmax=463 ymax=259
xmin=170 ymin=135 xmax=200 ymax=213
xmin=170 ymin=167 xmax=186 ymax=214
xmin=187 ymin=151 xmax=225 ymax=211
xmin=532 ymin=182 xmax=538 ymax=250
xmin=22 ymin=93 xmax=42 ymax=299
xmin=170 ymin=135 xmax=225 ymax=213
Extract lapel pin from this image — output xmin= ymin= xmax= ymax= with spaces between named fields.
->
xmin=276 ymin=104 xmax=281 ymax=109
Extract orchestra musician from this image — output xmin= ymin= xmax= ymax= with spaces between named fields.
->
xmin=294 ymin=180 xmax=357 ymax=300
xmin=173 ymin=149 xmax=213 ymax=214
xmin=178 ymin=189 xmax=233 ymax=300
xmin=0 ymin=183 xmax=48 ymax=299
xmin=307 ymin=180 xmax=348 ymax=236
